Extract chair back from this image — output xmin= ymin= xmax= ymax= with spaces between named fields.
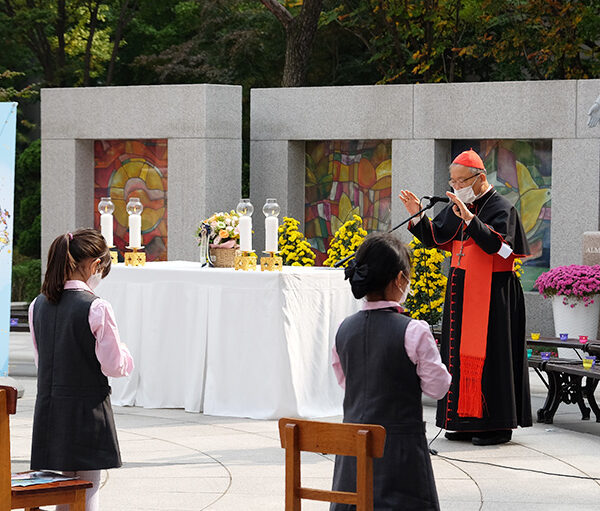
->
xmin=278 ymin=417 xmax=386 ymax=511
xmin=0 ymin=386 xmax=18 ymax=509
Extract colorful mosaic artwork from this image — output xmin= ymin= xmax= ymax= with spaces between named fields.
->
xmin=452 ymin=140 xmax=552 ymax=292
xmin=94 ymin=140 xmax=168 ymax=261
xmin=305 ymin=140 xmax=392 ymax=265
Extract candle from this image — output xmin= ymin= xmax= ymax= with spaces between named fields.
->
xmin=100 ymin=213 xmax=113 ymax=247
xmin=265 ymin=216 xmax=278 ymax=252
xmin=129 ymin=214 xmax=142 ymax=248
xmin=98 ymin=197 xmax=115 ymax=247
xmin=239 ymin=215 xmax=252 ymax=252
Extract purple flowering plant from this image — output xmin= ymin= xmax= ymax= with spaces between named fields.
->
xmin=535 ymin=265 xmax=600 ymax=307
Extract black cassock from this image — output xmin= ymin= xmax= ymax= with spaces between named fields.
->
xmin=410 ymin=187 xmax=532 ymax=431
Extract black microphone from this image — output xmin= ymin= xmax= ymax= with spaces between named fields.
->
xmin=423 ymin=196 xmax=450 ymax=204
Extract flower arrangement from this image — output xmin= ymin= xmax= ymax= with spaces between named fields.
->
xmin=514 ymin=258 xmax=523 ymax=279
xmin=198 ymin=210 xmax=240 ymax=248
xmin=323 ymin=215 xmax=368 ymax=267
xmin=534 ymin=264 xmax=600 ymax=307
xmin=404 ymin=237 xmax=449 ymax=325
xmin=278 ymin=217 xmax=316 ymax=266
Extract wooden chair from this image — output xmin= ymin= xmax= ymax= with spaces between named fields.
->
xmin=0 ymin=386 xmax=93 ymax=510
xmin=278 ymin=417 xmax=386 ymax=511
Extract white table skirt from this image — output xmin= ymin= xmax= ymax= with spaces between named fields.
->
xmin=96 ymin=262 xmax=361 ymax=419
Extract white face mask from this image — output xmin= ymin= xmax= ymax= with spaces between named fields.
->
xmin=453 ymin=174 xmax=480 ymax=204
xmin=87 ymin=272 xmax=102 ymax=290
xmin=398 ymin=273 xmax=411 ymax=305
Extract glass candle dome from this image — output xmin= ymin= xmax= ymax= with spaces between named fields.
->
xmin=98 ymin=197 xmax=115 ymax=215
xmin=236 ymin=198 xmax=254 ymax=217
xmin=262 ymin=198 xmax=280 ymax=218
xmin=126 ymin=197 xmax=144 ymax=215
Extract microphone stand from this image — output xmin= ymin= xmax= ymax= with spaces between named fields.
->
xmin=333 ymin=199 xmax=439 ymax=268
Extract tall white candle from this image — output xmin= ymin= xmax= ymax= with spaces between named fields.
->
xmin=129 ymin=214 xmax=142 ymax=248
xmin=239 ymin=215 xmax=252 ymax=252
xmin=265 ymin=216 xmax=278 ymax=253
xmin=100 ymin=213 xmax=113 ymax=247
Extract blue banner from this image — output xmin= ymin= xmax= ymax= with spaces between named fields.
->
xmin=0 ymin=103 xmax=17 ymax=377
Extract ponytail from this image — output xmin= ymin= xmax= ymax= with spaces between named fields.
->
xmin=41 ymin=229 xmax=110 ymax=303
xmin=41 ymin=234 xmax=77 ymax=303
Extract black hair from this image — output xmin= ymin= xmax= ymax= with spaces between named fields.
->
xmin=42 ymin=228 xmax=111 ymax=303
xmin=344 ymin=232 xmax=411 ymax=299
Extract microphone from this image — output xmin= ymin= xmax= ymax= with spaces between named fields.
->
xmin=423 ymin=196 xmax=450 ymax=204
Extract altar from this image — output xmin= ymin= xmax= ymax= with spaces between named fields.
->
xmin=96 ymin=262 xmax=360 ymax=419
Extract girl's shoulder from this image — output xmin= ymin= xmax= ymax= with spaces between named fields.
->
xmin=407 ymin=318 xmax=432 ymax=333
xmin=88 ymin=296 xmax=116 ymax=319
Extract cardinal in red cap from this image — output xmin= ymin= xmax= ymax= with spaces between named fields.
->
xmin=398 ymin=148 xmax=531 ymax=447
xmin=452 ymin=148 xmax=486 ymax=171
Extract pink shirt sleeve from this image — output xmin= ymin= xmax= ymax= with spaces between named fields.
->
xmin=404 ymin=319 xmax=451 ymax=399
xmin=88 ymin=299 xmax=134 ymax=378
xmin=28 ymin=298 xmax=38 ymax=368
xmin=332 ymin=345 xmax=345 ymax=389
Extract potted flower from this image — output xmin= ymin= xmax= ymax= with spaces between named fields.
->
xmin=198 ymin=211 xmax=240 ymax=267
xmin=404 ymin=237 xmax=449 ymax=327
xmin=535 ymin=265 xmax=600 ymax=339
xmin=278 ymin=217 xmax=316 ymax=266
xmin=323 ymin=214 xmax=367 ymax=268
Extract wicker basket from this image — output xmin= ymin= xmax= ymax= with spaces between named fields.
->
xmin=210 ymin=247 xmax=237 ymax=268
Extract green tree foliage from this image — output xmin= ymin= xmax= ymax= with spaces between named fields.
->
xmin=14 ymin=139 xmax=41 ymax=258
xmin=120 ymin=1 xmax=284 ymax=88
xmin=477 ymin=0 xmax=600 ymax=80
xmin=0 ymin=71 xmax=37 ymax=102
xmin=322 ymin=0 xmax=600 ymax=83
xmin=0 ymin=0 xmax=138 ymax=87
xmin=11 ymin=258 xmax=41 ymax=303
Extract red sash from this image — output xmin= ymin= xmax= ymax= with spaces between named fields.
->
xmin=451 ymin=239 xmax=515 ymax=418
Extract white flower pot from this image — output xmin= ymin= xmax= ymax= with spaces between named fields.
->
xmin=552 ymin=295 xmax=600 ymax=357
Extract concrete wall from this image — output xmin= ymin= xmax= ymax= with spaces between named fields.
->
xmin=41 ymin=84 xmax=242 ymax=262
xmin=250 ymin=80 xmax=600 ymax=334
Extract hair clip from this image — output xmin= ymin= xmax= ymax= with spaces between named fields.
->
xmin=67 ymin=232 xmax=73 ymax=240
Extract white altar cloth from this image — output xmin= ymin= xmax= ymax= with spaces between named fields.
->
xmin=96 ymin=262 xmax=361 ymax=419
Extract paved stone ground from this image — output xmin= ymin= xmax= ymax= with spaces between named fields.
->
xmin=8 ymin=332 xmax=600 ymax=510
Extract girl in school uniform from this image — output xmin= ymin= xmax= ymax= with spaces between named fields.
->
xmin=331 ymin=232 xmax=451 ymax=511
xmin=28 ymin=228 xmax=134 ymax=511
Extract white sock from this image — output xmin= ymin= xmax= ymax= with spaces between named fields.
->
xmin=55 ymin=469 xmax=102 ymax=511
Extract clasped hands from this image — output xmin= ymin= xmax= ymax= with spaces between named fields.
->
xmin=398 ymin=190 xmax=474 ymax=223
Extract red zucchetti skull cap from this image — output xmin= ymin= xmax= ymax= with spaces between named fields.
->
xmin=452 ymin=149 xmax=485 ymax=171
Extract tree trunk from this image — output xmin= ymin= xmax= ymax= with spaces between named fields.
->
xmin=423 ymin=0 xmax=437 ymax=82
xmin=24 ymin=0 xmax=56 ymax=84
xmin=83 ymin=1 xmax=101 ymax=86
xmin=447 ymin=0 xmax=461 ymax=83
xmin=106 ymin=0 xmax=138 ymax=85
xmin=56 ymin=0 xmax=66 ymax=86
xmin=260 ymin=0 xmax=323 ymax=87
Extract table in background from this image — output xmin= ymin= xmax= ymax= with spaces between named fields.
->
xmin=96 ymin=262 xmax=360 ymax=419
xmin=527 ymin=337 xmax=600 ymax=423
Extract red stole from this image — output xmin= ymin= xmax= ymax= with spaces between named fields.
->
xmin=451 ymin=239 xmax=514 ymax=418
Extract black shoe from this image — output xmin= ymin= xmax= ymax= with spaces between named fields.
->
xmin=444 ymin=431 xmax=475 ymax=441
xmin=472 ymin=430 xmax=512 ymax=446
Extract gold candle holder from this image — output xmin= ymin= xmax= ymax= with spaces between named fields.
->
xmin=234 ymin=250 xmax=257 ymax=271
xmin=260 ymin=251 xmax=283 ymax=272
xmin=125 ymin=246 xmax=146 ymax=267
xmin=109 ymin=247 xmax=119 ymax=265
